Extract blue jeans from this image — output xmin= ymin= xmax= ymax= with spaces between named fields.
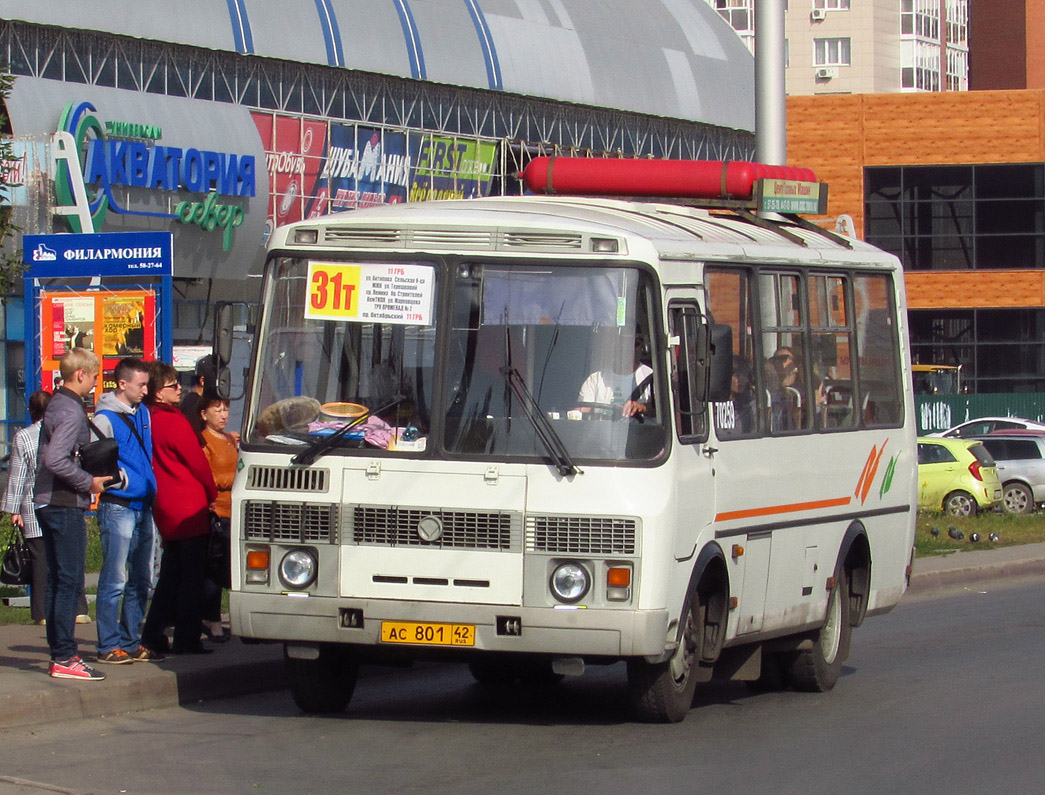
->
xmin=36 ymin=505 xmax=88 ymax=662
xmin=96 ymin=501 xmax=154 ymax=654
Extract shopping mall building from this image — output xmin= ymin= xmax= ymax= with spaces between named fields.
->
xmin=0 ymin=0 xmax=755 ymax=439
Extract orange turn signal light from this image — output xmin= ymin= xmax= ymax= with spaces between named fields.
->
xmin=607 ymin=567 xmax=631 ymax=587
xmin=246 ymin=550 xmax=270 ymax=570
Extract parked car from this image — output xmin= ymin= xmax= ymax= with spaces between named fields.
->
xmin=927 ymin=417 xmax=1045 ymax=438
xmin=969 ymin=433 xmax=1045 ymax=514
xmin=917 ymin=437 xmax=1003 ymax=517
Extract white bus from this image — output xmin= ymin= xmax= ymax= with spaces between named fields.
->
xmin=221 ymin=160 xmax=917 ymax=722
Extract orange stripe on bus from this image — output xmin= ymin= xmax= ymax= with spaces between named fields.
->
xmin=855 ymin=445 xmax=876 ymax=498
xmin=715 ymin=496 xmax=853 ymax=523
xmin=860 ymin=438 xmax=889 ymax=505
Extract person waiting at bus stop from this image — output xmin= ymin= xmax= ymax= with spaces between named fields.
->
xmin=140 ymin=361 xmax=218 ymax=656
xmin=92 ymin=358 xmax=161 ymax=665
xmin=2 ymin=390 xmax=91 ymax=626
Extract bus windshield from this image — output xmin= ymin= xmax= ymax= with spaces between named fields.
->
xmin=248 ymin=257 xmax=438 ymax=448
xmin=443 ymin=263 xmax=666 ymax=463
xmin=247 ymin=258 xmax=666 ymax=464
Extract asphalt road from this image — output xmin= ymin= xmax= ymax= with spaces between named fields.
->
xmin=2 ymin=579 xmax=1043 ymax=795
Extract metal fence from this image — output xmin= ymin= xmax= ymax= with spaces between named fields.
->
xmin=916 ymin=393 xmax=1045 ymax=435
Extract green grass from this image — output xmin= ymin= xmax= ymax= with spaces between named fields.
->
xmin=915 ymin=511 xmax=1045 ymax=556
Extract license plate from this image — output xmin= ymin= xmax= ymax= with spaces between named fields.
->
xmin=380 ymin=621 xmax=475 ymax=647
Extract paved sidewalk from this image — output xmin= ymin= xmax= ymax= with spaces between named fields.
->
xmin=1 ymin=543 xmax=1043 ymax=731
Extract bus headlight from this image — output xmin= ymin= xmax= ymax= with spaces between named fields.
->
xmin=550 ymin=563 xmax=590 ymax=603
xmin=278 ymin=549 xmax=318 ymax=589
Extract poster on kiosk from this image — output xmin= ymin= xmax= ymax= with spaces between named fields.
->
xmin=23 ymin=231 xmax=173 ymax=406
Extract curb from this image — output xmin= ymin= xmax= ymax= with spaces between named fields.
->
xmin=0 ymin=649 xmax=286 ymax=731
xmin=907 ymin=556 xmax=1045 ymax=595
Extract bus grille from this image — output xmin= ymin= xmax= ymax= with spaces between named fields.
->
xmin=247 ymin=465 xmax=328 ymax=492
xmin=525 ymin=515 xmax=638 ymax=555
xmin=243 ymin=500 xmax=339 ymax=544
xmin=350 ymin=506 xmax=519 ymax=551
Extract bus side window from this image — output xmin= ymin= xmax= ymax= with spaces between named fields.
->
xmin=809 ymin=274 xmax=857 ymax=430
xmin=668 ymin=304 xmax=708 ymax=442
xmin=706 ymin=269 xmax=757 ymax=438
xmin=854 ymin=274 xmax=904 ymax=427
xmin=760 ymin=272 xmax=812 ymax=433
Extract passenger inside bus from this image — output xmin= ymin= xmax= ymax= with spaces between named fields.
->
xmin=718 ymin=357 xmax=755 ymax=436
xmin=766 ymin=345 xmax=806 ymax=431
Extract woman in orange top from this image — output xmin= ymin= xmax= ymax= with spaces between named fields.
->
xmin=199 ymin=390 xmax=238 ymax=642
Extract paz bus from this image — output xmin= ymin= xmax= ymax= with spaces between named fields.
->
xmin=217 ymin=157 xmax=917 ymax=723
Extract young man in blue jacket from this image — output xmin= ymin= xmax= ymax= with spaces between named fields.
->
xmin=92 ymin=358 xmax=162 ymax=664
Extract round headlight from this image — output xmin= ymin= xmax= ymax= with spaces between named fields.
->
xmin=279 ymin=549 xmax=317 ymax=589
xmin=550 ymin=563 xmax=590 ymax=603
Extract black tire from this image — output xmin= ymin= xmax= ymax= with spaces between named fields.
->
xmin=285 ymin=644 xmax=359 ymax=714
xmin=627 ymin=592 xmax=705 ymax=723
xmin=468 ymin=658 xmax=519 ymax=686
xmin=943 ymin=490 xmax=978 ymax=517
xmin=1002 ymin=482 xmax=1034 ymax=515
xmin=787 ymin=570 xmax=852 ymax=692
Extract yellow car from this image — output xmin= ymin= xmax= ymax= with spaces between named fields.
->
xmin=917 ymin=437 xmax=1003 ymax=517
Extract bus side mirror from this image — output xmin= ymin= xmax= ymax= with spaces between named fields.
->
xmin=212 ymin=301 xmax=242 ymax=400
xmin=706 ymin=324 xmax=732 ymax=403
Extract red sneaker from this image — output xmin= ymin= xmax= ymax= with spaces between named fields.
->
xmin=49 ymin=656 xmax=106 ymax=681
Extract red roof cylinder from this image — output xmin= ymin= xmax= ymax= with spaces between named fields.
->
xmin=522 ymin=156 xmax=817 ymax=200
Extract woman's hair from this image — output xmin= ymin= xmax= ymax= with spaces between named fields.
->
xmin=28 ymin=390 xmax=52 ymax=423
xmin=198 ymin=388 xmax=231 ymax=419
xmin=144 ymin=360 xmax=179 ymax=405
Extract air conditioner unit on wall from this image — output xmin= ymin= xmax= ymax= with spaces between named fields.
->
xmin=810 ymin=8 xmax=827 ymax=21
xmin=815 ymin=67 xmax=837 ymax=79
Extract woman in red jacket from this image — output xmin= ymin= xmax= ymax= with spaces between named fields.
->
xmin=140 ymin=362 xmax=218 ymax=655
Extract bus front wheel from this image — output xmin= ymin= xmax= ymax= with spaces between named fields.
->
xmin=627 ymin=593 xmax=705 ymax=723
xmin=787 ymin=570 xmax=851 ymax=692
xmin=285 ymin=644 xmax=359 ymax=714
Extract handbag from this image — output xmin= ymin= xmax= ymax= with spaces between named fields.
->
xmin=79 ymin=419 xmax=120 ymax=478
xmin=206 ymin=512 xmax=232 ymax=589
xmin=1 ymin=526 xmax=32 ymax=586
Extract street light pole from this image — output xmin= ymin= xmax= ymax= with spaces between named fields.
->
xmin=754 ymin=0 xmax=787 ymax=165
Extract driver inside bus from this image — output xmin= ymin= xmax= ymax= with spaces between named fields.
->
xmin=576 ymin=334 xmax=653 ymax=418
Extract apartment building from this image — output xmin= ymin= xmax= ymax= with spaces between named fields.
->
xmin=706 ymin=0 xmax=968 ymax=93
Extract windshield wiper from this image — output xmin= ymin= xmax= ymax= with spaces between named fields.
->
xmin=500 ymin=366 xmax=581 ymax=477
xmin=291 ymin=395 xmax=407 ymax=466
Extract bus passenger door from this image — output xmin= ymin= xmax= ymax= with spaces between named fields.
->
xmin=666 ymin=293 xmax=717 ymax=561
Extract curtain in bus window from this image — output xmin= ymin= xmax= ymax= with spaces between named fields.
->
xmin=707 ymin=270 xmax=757 ymax=438
xmin=808 ymin=274 xmax=856 ymax=430
xmin=760 ymin=272 xmax=811 ymax=432
xmin=481 ymin=268 xmax=631 ymax=326
xmin=854 ymin=274 xmax=903 ymax=426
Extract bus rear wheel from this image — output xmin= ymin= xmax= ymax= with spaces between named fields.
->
xmin=627 ymin=593 xmax=704 ymax=723
xmin=787 ymin=571 xmax=851 ymax=692
xmin=285 ymin=644 xmax=359 ymax=714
